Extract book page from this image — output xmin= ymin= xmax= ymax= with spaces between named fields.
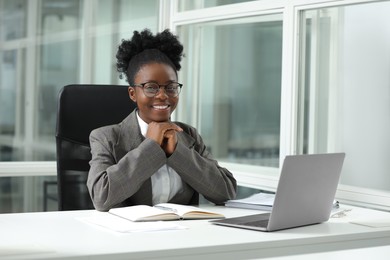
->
xmin=109 ymin=205 xmax=178 ymax=221
xmin=154 ymin=203 xmax=224 ymax=219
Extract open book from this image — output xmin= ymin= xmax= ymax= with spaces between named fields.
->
xmin=108 ymin=203 xmax=225 ymax=222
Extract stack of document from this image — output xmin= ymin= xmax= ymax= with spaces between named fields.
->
xmin=225 ymin=193 xmax=275 ymax=211
xmin=225 ymin=192 xmax=339 ymax=211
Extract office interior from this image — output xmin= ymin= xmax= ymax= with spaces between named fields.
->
xmin=0 ymin=0 xmax=389 ymax=215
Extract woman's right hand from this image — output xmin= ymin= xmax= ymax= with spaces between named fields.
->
xmin=146 ymin=122 xmax=183 ymax=155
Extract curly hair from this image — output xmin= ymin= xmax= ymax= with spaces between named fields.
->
xmin=116 ymin=29 xmax=184 ymax=85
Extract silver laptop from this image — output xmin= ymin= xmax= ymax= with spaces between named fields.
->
xmin=211 ymin=153 xmax=345 ymax=232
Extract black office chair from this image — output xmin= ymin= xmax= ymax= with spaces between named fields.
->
xmin=55 ymin=84 xmax=137 ymax=210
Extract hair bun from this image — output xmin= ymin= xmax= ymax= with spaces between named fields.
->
xmin=116 ymin=28 xmax=184 ymax=82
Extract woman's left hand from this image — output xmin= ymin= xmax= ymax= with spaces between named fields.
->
xmin=162 ymin=129 xmax=178 ymax=156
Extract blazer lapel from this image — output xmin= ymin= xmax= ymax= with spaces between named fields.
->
xmin=113 ymin=110 xmax=153 ymax=205
xmin=113 ymin=110 xmax=143 ymax=160
xmin=175 ymin=125 xmax=196 ymax=149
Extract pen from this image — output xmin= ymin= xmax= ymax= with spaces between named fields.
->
xmin=331 ymin=208 xmax=352 ymax=218
xmin=154 ymin=205 xmax=178 ymax=213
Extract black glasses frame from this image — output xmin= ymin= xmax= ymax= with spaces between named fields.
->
xmin=133 ymin=82 xmax=183 ymax=98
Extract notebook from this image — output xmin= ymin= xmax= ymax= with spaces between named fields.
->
xmin=210 ymin=153 xmax=345 ymax=232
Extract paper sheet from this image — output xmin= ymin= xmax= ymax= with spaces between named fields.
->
xmin=349 ymin=218 xmax=390 ymax=228
xmin=78 ymin=213 xmax=188 ymax=233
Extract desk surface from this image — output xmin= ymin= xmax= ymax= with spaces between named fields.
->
xmin=1 ymin=205 xmax=390 ymax=260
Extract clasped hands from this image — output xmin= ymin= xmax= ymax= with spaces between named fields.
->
xmin=146 ymin=122 xmax=183 ymax=156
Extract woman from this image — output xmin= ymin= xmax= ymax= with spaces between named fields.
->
xmin=87 ymin=29 xmax=237 ymax=211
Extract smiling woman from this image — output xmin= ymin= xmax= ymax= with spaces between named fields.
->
xmin=87 ymin=29 xmax=237 ymax=211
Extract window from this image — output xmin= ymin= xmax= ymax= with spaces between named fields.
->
xmin=174 ymin=0 xmax=390 ymax=210
xmin=0 ymin=0 xmax=159 ymax=163
xmin=2 ymin=0 xmax=390 ymax=213
xmin=177 ymin=15 xmax=283 ymax=168
xmin=298 ymin=2 xmax=390 ymax=203
xmin=0 ymin=0 xmax=159 ymax=212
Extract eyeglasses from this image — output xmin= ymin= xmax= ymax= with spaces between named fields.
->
xmin=133 ymin=82 xmax=183 ymax=98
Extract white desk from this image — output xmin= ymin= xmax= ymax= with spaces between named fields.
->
xmin=1 ymin=205 xmax=390 ymax=260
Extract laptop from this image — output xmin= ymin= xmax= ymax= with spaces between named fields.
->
xmin=210 ymin=153 xmax=345 ymax=232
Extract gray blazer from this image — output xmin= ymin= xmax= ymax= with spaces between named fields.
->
xmin=87 ymin=110 xmax=237 ymax=211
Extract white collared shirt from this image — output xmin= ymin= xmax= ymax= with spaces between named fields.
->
xmin=136 ymin=112 xmax=183 ymax=205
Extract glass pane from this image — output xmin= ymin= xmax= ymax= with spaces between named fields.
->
xmin=118 ymin=0 xmax=159 ymax=23
xmin=298 ymin=2 xmax=390 ymax=191
xmin=40 ymin=0 xmax=82 ymax=35
xmin=0 ymin=176 xmax=58 ymax=213
xmin=92 ymin=0 xmax=159 ymax=84
xmin=178 ymin=15 xmax=283 ymax=167
xmin=37 ymin=40 xmax=80 ymax=159
xmin=0 ymin=49 xmax=26 ymax=161
xmin=31 ymin=0 xmax=83 ymax=161
xmin=91 ymin=33 xmax=118 ymax=84
xmin=95 ymin=0 xmax=158 ymax=25
xmin=0 ymin=51 xmax=17 ymax=136
xmin=0 ymin=0 xmax=27 ymax=41
xmin=178 ymin=0 xmax=256 ymax=11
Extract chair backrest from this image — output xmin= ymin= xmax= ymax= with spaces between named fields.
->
xmin=56 ymin=84 xmax=137 ymax=210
